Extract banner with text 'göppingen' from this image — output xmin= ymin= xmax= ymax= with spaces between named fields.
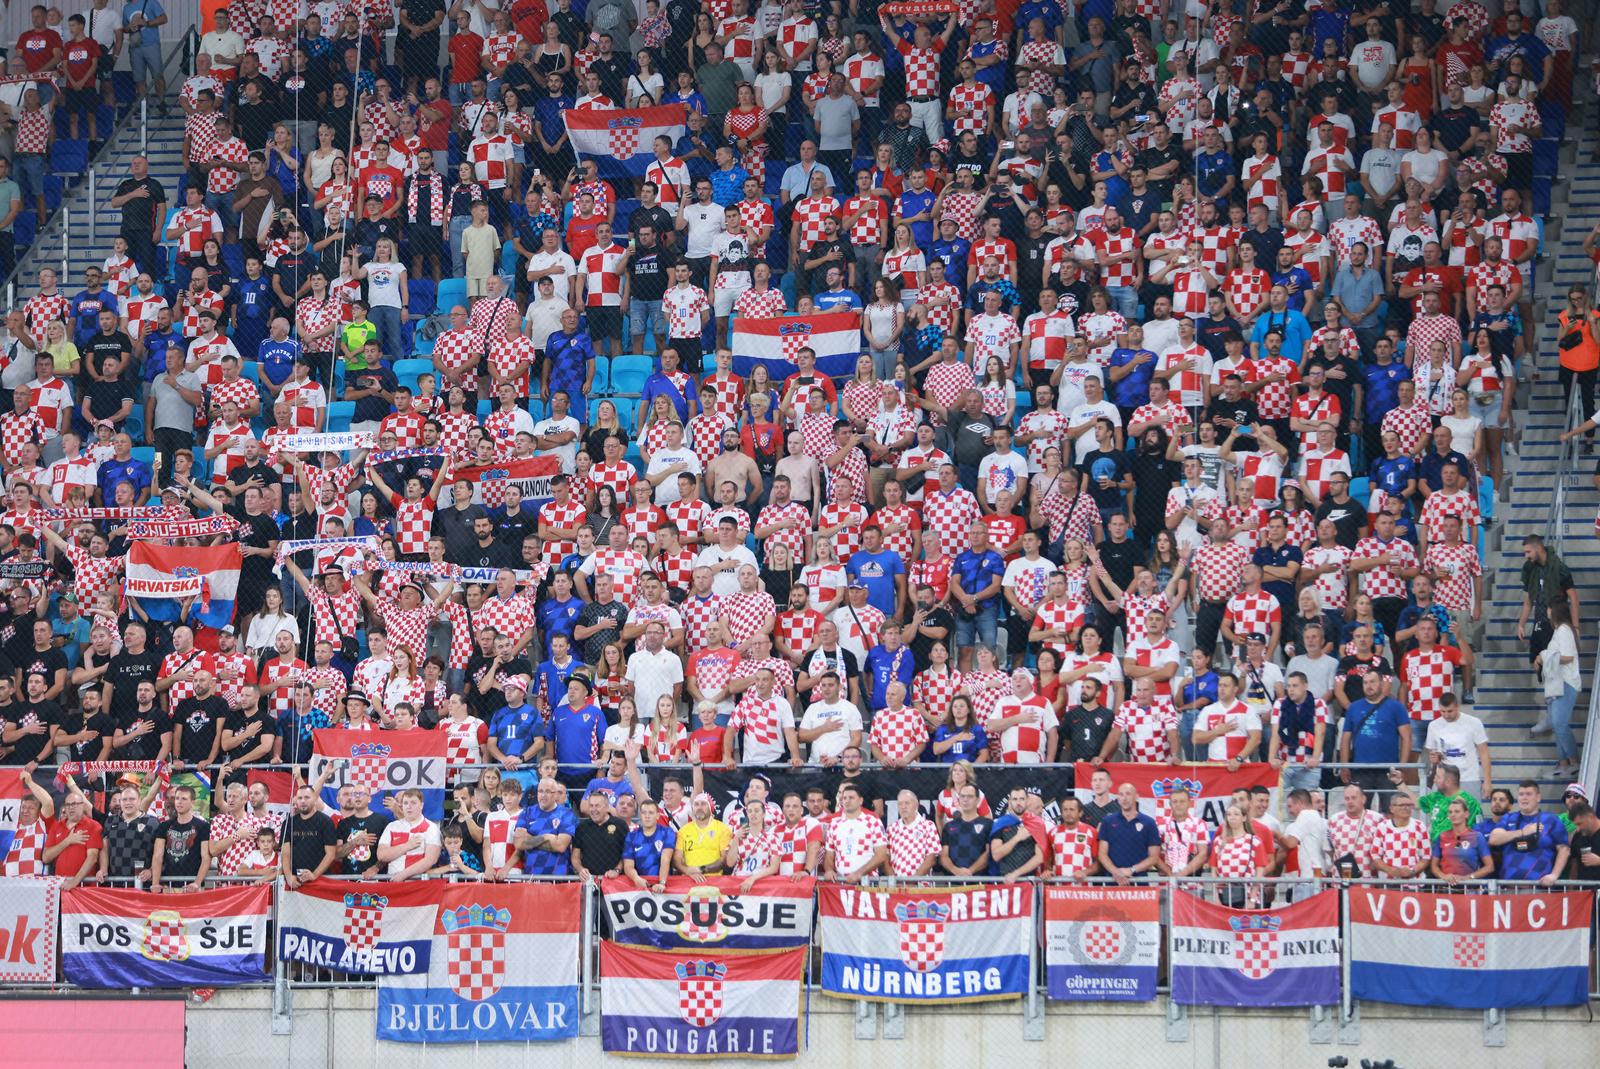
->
xmin=378 ymin=883 xmax=580 ymax=1043
xmin=818 ymin=883 xmax=1031 ymax=1003
xmin=601 ymin=876 xmax=816 ymax=950
xmin=1044 ymin=886 xmax=1160 ymax=1001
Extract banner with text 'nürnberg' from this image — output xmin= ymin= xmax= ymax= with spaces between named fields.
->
xmin=1044 ymin=885 xmax=1159 ymax=1001
xmin=377 ymin=882 xmax=580 ymax=1043
xmin=601 ymin=876 xmax=816 ymax=950
xmin=278 ymin=880 xmax=438 ymax=975
xmin=61 ymin=884 xmax=269 ymax=988
xmin=817 ymin=883 xmax=1031 ymax=1003
xmin=600 ymin=942 xmax=805 ymax=1058
xmin=1170 ymin=890 xmax=1340 ymax=1007
xmin=1349 ymin=888 xmax=1593 ymax=1008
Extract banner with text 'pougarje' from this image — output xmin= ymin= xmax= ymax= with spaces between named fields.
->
xmin=377 ymin=882 xmax=581 ymax=1043
xmin=278 ymin=880 xmax=439 ymax=975
xmin=817 ymin=882 xmax=1031 ymax=1003
xmin=1170 ymin=890 xmax=1341 ymax=1007
xmin=1349 ymin=888 xmax=1594 ymax=1008
xmin=601 ymin=876 xmax=816 ymax=950
xmin=600 ymin=942 xmax=806 ymax=1059
xmin=1043 ymin=885 xmax=1160 ymax=1002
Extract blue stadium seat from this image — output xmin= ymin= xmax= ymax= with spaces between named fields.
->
xmin=123 ymin=405 xmax=143 ymax=441
xmin=43 ymin=175 xmax=64 ymax=212
xmin=239 ymin=360 xmax=259 ymax=385
xmin=477 ymin=398 xmax=493 ymax=419
xmin=51 ymin=140 xmax=88 ymax=176
xmin=527 ymin=397 xmax=547 ymax=422
xmin=130 ymin=445 xmax=156 ymax=469
xmin=590 ymin=356 xmax=610 ymax=395
xmin=409 ymin=278 xmax=436 ymax=316
xmin=609 ymin=355 xmax=653 ymax=396
xmin=1533 ymin=139 xmax=1560 ymax=179
xmin=325 ymin=401 xmax=355 ymax=433
xmin=393 ymin=358 xmax=435 ymax=393
xmin=221 ymin=243 xmax=246 ymax=277
xmin=435 ymin=277 xmax=468 ymax=313
xmin=1348 ymin=476 xmax=1369 ymax=510
xmin=14 ymin=211 xmax=36 ymax=250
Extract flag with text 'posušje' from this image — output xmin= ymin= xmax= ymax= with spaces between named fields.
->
xmin=600 ymin=942 xmax=806 ymax=1058
xmin=1349 ymin=887 xmax=1594 ymax=1008
xmin=601 ymin=875 xmax=817 ymax=950
xmin=61 ymin=884 xmax=270 ymax=987
xmin=377 ymin=882 xmax=581 ymax=1043
xmin=817 ymin=883 xmax=1032 ymax=1003
xmin=277 ymin=880 xmax=439 ymax=975
xmin=563 ymin=104 xmax=688 ymax=179
xmin=1170 ymin=890 xmax=1340 ymax=1007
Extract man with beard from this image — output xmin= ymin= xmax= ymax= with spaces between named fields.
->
xmin=217 ymin=685 xmax=275 ymax=788
xmin=281 ymin=783 xmax=338 ymax=889
xmin=171 ymin=669 xmax=227 ymax=776
xmin=334 ymin=782 xmax=389 ymax=878
xmin=150 ymin=785 xmax=211 ymax=892
xmin=3 ymin=672 xmax=59 ymax=769
xmin=103 ymin=621 xmax=160 ymax=722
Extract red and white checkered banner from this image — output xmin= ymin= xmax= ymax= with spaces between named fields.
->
xmin=61 ymin=884 xmax=270 ymax=988
xmin=1170 ymin=889 xmax=1340 ymax=1007
xmin=0 ymin=876 xmax=60 ymax=983
xmin=378 ymin=883 xmax=581 ymax=1043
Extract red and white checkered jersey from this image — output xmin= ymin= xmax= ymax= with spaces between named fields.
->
xmin=870 ymin=704 xmax=930 ymax=764
xmin=1489 ymin=99 xmax=1538 ymax=155
xmin=1401 ymin=644 xmax=1461 ymax=722
xmin=1373 ymin=817 xmax=1431 ymax=873
xmin=205 ymin=137 xmax=249 ymax=194
xmin=991 ymin=693 xmax=1057 ymax=764
xmin=581 ymin=245 xmax=626 ymax=307
xmin=773 ymin=608 xmax=822 ymax=658
xmin=469 ymin=134 xmax=514 ymax=187
xmin=1050 ymin=822 xmax=1099 ymax=877
xmin=1381 ymin=402 xmax=1432 ymax=457
xmin=846 ymin=52 xmax=885 ymax=106
xmin=1124 ymin=637 xmax=1181 ymax=700
xmin=1153 ymin=345 xmax=1210 ymax=408
xmin=1242 ymin=153 xmax=1282 ymax=213
xmin=1273 ymin=695 xmax=1329 ymax=762
xmin=586 ymin=547 xmax=648 ymax=604
xmin=1302 ymin=145 xmax=1354 ymax=196
xmin=895 ymin=38 xmax=940 ymax=97
xmin=887 ymin=816 xmax=941 ymax=876
xmin=1222 ymin=266 xmax=1271 ymax=320
xmin=965 ymin=312 xmax=1021 ymax=372
xmin=1352 ymin=536 xmax=1419 ymax=602
xmin=1189 ymin=226 xmax=1234 ymax=279
xmin=843 ymin=194 xmax=888 ymax=247
xmin=2 ymin=818 xmax=46 ymax=876
xmin=1326 ymin=215 xmax=1384 ymax=265
xmin=1424 ymin=542 xmax=1481 ymax=615
xmin=1157 ymin=810 xmax=1212 ymax=870
xmin=1208 ymin=831 xmax=1269 ymax=883
xmin=1113 ymin=698 xmax=1179 ymax=763
xmin=1022 ymin=311 xmax=1073 ymax=374
xmin=663 ymin=284 xmax=709 ymax=339
xmin=825 ymin=810 xmax=887 ymax=873
xmin=1419 ymin=488 xmax=1481 ymax=539
xmin=729 ymin=692 xmax=796 ymax=763
xmin=757 ymin=501 xmax=809 ymax=565
xmin=538 ymin=498 xmax=587 ymax=567
xmin=776 ymin=817 xmax=823 ymax=875
xmin=1304 ymin=544 xmax=1352 ymax=610
xmin=721 ymin=589 xmax=776 ymax=645
xmin=184 ymin=110 xmax=220 ymax=162
xmin=921 ymin=487 xmax=980 ymax=559
xmin=665 ymin=497 xmax=712 ymax=544
xmin=947 ymin=81 xmax=994 ymax=135
xmin=792 ymin=195 xmax=841 ymax=252
xmin=1191 ymin=539 xmax=1250 ymax=602
xmin=1327 ymin=809 xmax=1386 ymax=876
xmin=817 ymin=501 xmax=868 ymax=564
xmin=911 ymin=667 xmax=963 ymax=720
xmin=1299 ymin=448 xmax=1351 ymax=506
xmin=1089 ymin=227 xmax=1139 ymax=288
xmin=645 ymin=156 xmax=690 ymax=205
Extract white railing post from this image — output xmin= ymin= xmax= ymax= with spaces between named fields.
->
xmin=141 ymin=96 xmax=148 ymax=157
xmin=60 ymin=205 xmax=68 ymax=281
xmin=88 ymin=167 xmax=96 ymax=245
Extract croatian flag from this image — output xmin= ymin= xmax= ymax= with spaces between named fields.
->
xmin=0 ymin=769 xmax=23 ymax=862
xmin=453 ymin=455 xmax=561 ymax=512
xmin=308 ymin=728 xmax=448 ymax=821
xmin=124 ymin=543 xmax=242 ymax=630
xmin=599 ymin=942 xmax=805 ymax=1057
xmin=61 ymin=884 xmax=271 ymax=988
xmin=1043 ymin=886 xmax=1160 ymax=1002
xmin=733 ymin=311 xmax=864 ymax=381
xmin=1073 ymin=761 xmax=1279 ymax=830
xmin=564 ymin=104 xmax=688 ymax=179
xmin=378 ymin=883 xmax=581 ymax=1043
xmin=278 ymin=880 xmax=440 ymax=975
xmin=1170 ymin=890 xmax=1341 ymax=1007
xmin=1349 ymin=888 xmax=1594 ymax=1008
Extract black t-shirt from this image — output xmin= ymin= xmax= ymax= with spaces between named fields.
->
xmin=1063 ymin=703 xmax=1115 ymax=763
xmin=0 ymin=701 xmax=56 ymax=765
xmin=575 ymin=600 xmax=628 ymax=663
xmin=626 ymin=242 xmax=681 ymax=302
xmin=400 ymin=0 xmax=445 ymax=37
xmin=1205 ymin=395 xmax=1259 ymax=437
xmin=174 ymin=694 xmax=229 ymax=765
xmin=1079 ymin=448 xmax=1130 ymax=510
xmin=14 ymin=645 xmax=66 ymax=689
xmin=57 ymin=705 xmax=114 ymax=763
xmin=467 ymin=653 xmax=532 ymax=717
xmin=284 ymin=810 xmax=338 ymax=875
xmin=114 ymin=705 xmax=172 ymax=762
xmin=227 ymin=507 xmax=281 ymax=570
xmin=573 ymin=815 xmax=629 ymax=874
xmin=1315 ymin=496 xmax=1366 ymax=549
xmin=1095 ymin=535 xmax=1142 ymax=592
xmin=155 ymin=815 xmax=211 ymax=879
xmin=336 ymin=810 xmax=389 ymax=875
xmin=1569 ymin=827 xmax=1600 ymax=879
xmin=1018 ymin=234 xmax=1053 ymax=295
xmin=908 ymin=606 xmax=955 ymax=670
xmin=990 ymin=817 xmax=1039 ymax=876
xmin=115 ymin=176 xmax=166 ymax=236
xmin=1128 ymin=450 xmax=1178 ymax=534
xmin=1137 ymin=144 xmax=1186 ymax=200
xmin=822 ymin=769 xmax=880 ymax=812
xmin=1335 ymin=654 xmax=1392 ymax=706
xmin=222 ymin=706 xmax=277 ymax=763
xmin=85 ymin=329 xmax=133 ymax=370
xmin=107 ymin=649 xmax=161 ymax=717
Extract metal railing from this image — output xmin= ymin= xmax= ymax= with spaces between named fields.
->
xmin=1551 ymin=386 xmax=1586 ymax=554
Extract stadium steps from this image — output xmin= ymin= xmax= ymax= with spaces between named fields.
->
xmin=1468 ymin=80 xmax=1596 ymax=803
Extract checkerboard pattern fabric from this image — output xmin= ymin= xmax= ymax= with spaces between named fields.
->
xmin=1452 ymin=934 xmax=1487 ymax=969
xmin=1 ymin=819 xmax=46 ymax=876
xmin=774 ymin=608 xmax=823 ymax=658
xmin=1401 ymin=644 xmax=1462 ymax=722
xmin=1191 ymin=540 xmax=1251 ymax=603
xmin=1113 ymin=699 xmax=1180 ymax=763
xmin=1353 ymin=536 xmax=1419 ymax=601
xmin=1381 ymin=402 xmax=1433 ymax=457
xmin=446 ymin=930 xmax=507 ymax=1001
xmin=1420 ymin=489 xmax=1482 ymax=539
xmin=1050 ymin=823 xmax=1099 ymax=878
xmin=1090 ymin=227 xmax=1140 ymax=288
xmin=896 ymin=38 xmax=940 ymax=97
xmin=887 ymin=817 xmax=941 ymax=877
xmin=757 ymin=501 xmax=809 ymax=565
xmin=1327 ymin=809 xmax=1386 ymax=876
xmin=1157 ymin=811 xmax=1211 ymax=872
xmin=792 ymin=195 xmax=841 ymax=253
xmin=817 ymin=501 xmax=868 ymax=563
xmin=1425 ymin=542 xmax=1481 ymax=614
xmin=1373 ymin=818 xmax=1431 ymax=873
xmin=1305 ymin=544 xmax=1352 ymax=610
xmin=869 ymin=704 xmax=929 ymax=764
xmin=922 ymin=488 xmax=981 ymax=560
xmin=721 ymin=590 xmax=776 ymax=644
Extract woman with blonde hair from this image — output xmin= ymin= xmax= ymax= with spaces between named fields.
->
xmin=1208 ymin=803 xmax=1270 ymax=908
xmin=934 ymin=756 xmax=991 ymax=828
xmin=602 ymin=697 xmax=649 ymax=763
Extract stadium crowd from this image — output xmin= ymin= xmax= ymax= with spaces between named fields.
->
xmin=0 ymin=0 xmax=1592 ymax=900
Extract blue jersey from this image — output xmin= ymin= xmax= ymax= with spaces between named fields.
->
xmin=933 ymin=721 xmax=988 ymax=764
xmin=1369 ymin=455 xmax=1416 ymax=499
xmin=72 ymin=289 xmax=119 ymax=346
xmin=622 ymin=823 xmax=675 ymax=876
xmin=814 ymin=289 xmax=863 ymax=311
xmin=583 ymin=775 xmax=636 ymax=807
xmin=535 ymin=657 xmax=582 ymax=711
xmin=544 ymin=330 xmax=596 ymax=406
xmin=1361 ymin=360 xmax=1410 ymax=421
xmin=545 ymin=702 xmax=607 ymax=765
xmin=1106 ymin=347 xmax=1157 ymax=408
xmin=930 ymin=237 xmax=971 ymax=285
xmin=538 ymin=596 xmax=582 ymax=645
xmin=487 ymin=702 xmax=542 ymax=758
xmin=142 ymin=329 xmax=184 ymax=381
xmin=864 ymin=643 xmax=917 ymax=711
xmin=235 ymin=277 xmax=271 ymax=322
xmin=516 ymin=804 xmax=578 ymax=876
xmin=257 ymin=338 xmax=300 ymax=386
xmin=898 ymin=189 xmax=937 ymax=249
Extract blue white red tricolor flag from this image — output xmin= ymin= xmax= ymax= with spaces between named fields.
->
xmin=1073 ymin=762 xmax=1279 ymax=828
xmin=600 ymin=942 xmax=805 ymax=1058
xmin=732 ymin=311 xmax=864 ymax=381
xmin=377 ymin=883 xmax=581 ymax=1043
xmin=817 ymin=883 xmax=1031 ymax=1003
xmin=1170 ymin=890 xmax=1340 ymax=1007
xmin=453 ymin=455 xmax=560 ymax=512
xmin=563 ymin=104 xmax=688 ymax=178
xmin=0 ymin=770 xmax=24 ymax=863
xmin=124 ymin=543 xmax=242 ymax=629
xmin=1043 ymin=886 xmax=1159 ymax=1002
xmin=1349 ymin=888 xmax=1593 ymax=1008
xmin=61 ymin=884 xmax=270 ymax=988
xmin=278 ymin=880 xmax=439 ymax=975
xmin=601 ymin=876 xmax=816 ymax=950
xmin=308 ymin=729 xmax=447 ymax=821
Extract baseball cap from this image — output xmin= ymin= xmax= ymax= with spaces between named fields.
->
xmin=1246 ymin=633 xmax=1267 ymax=644
xmin=220 ymin=625 xmax=236 ymax=636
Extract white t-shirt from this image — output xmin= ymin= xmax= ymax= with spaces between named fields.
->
xmin=798 ymin=699 xmax=864 ymax=763
xmin=1284 ymin=808 xmax=1330 ymax=877
xmin=694 ymin=543 xmax=758 ymax=597
xmin=379 ymin=816 xmax=440 ymax=875
xmin=646 ymin=447 xmax=702 ymax=504
xmin=977 ymin=450 xmax=1029 ymax=502
xmin=681 ymin=202 xmax=725 ymax=259
xmin=526 ymin=249 xmax=578 ymax=294
xmin=1066 ymin=400 xmax=1121 ymax=463
xmin=533 ymin=414 xmax=582 ymax=473
xmin=362 ymin=260 xmax=406 ymax=308
xmin=626 ymin=646 xmax=685 ymax=721
xmin=1424 ymin=714 xmax=1488 ymax=782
